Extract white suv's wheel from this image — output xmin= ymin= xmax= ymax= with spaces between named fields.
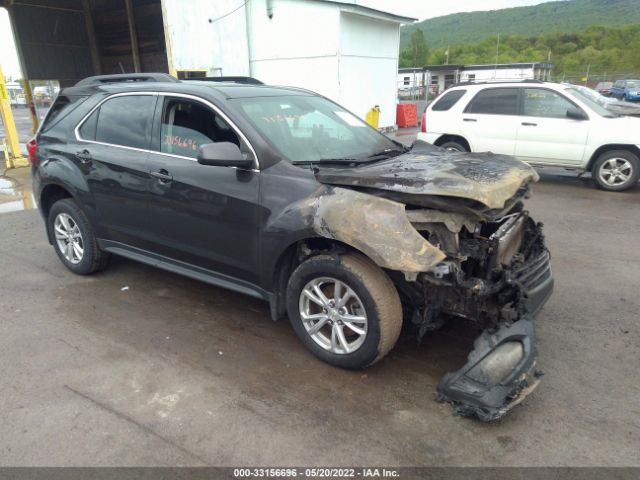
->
xmin=592 ymin=150 xmax=640 ymax=192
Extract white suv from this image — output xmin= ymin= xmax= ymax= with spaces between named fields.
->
xmin=418 ymin=81 xmax=640 ymax=191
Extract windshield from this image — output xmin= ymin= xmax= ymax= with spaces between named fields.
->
xmin=625 ymin=81 xmax=639 ymax=88
xmin=565 ymin=87 xmax=616 ymax=118
xmin=231 ymin=95 xmax=400 ymax=163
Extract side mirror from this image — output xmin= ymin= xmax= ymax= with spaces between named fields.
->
xmin=566 ymin=107 xmax=588 ymax=120
xmin=197 ymin=142 xmax=254 ymax=168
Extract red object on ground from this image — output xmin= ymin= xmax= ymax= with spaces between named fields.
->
xmin=396 ymin=103 xmax=418 ymax=128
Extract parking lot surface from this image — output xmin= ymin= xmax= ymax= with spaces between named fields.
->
xmin=0 ymin=165 xmax=639 ymax=466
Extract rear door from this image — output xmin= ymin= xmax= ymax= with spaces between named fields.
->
xmin=460 ymin=87 xmax=520 ymax=155
xmin=515 ymin=88 xmax=589 ymax=166
xmin=75 ymin=93 xmax=157 ymax=247
xmin=144 ymin=94 xmax=261 ymax=284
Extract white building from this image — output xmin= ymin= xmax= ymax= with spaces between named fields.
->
xmin=164 ymin=0 xmax=416 ymax=129
xmin=398 ymin=62 xmax=554 ymax=96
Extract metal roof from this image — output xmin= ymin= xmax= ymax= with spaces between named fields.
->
xmin=313 ymin=0 xmax=417 ymax=23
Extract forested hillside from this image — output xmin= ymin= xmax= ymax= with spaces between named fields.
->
xmin=399 ymin=24 xmax=640 ymax=79
xmin=400 ymin=0 xmax=640 ymax=49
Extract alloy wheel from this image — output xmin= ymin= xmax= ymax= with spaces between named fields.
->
xmin=598 ymin=157 xmax=633 ymax=187
xmin=298 ymin=277 xmax=368 ymax=354
xmin=54 ymin=213 xmax=84 ymax=264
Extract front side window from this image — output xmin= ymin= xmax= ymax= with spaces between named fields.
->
xmin=159 ymin=98 xmax=240 ymax=159
xmin=465 ymin=88 xmax=519 ymax=115
xmin=80 ymin=95 xmax=155 ymax=149
xmin=522 ymin=88 xmax=577 ymax=118
xmin=431 ymin=89 xmax=466 ymax=111
xmin=231 ymin=95 xmax=399 ymax=163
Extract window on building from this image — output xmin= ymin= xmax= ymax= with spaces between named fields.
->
xmin=444 ymin=74 xmax=456 ymax=88
xmin=430 ymin=75 xmax=439 ymax=85
xmin=403 ymin=76 xmax=410 ymax=85
xmin=159 ymin=98 xmax=240 ymax=158
xmin=467 ymin=74 xmax=476 ymax=82
xmin=79 ymin=95 xmax=155 ymax=149
xmin=465 ymin=88 xmax=519 ymax=115
xmin=431 ymin=89 xmax=466 ymax=111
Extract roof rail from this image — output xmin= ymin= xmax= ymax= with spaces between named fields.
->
xmin=451 ymin=79 xmax=547 ymax=87
xmin=74 ymin=73 xmax=179 ymax=86
xmin=189 ymin=76 xmax=264 ymax=85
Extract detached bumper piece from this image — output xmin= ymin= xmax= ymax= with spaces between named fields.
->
xmin=436 ymin=318 xmax=542 ymax=421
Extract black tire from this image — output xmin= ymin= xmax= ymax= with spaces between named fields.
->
xmin=286 ymin=253 xmax=402 ymax=369
xmin=439 ymin=140 xmax=469 ymax=152
xmin=48 ymin=198 xmax=110 ymax=274
xmin=592 ymin=150 xmax=640 ymax=192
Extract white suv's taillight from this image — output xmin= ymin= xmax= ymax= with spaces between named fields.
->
xmin=421 ymin=111 xmax=426 ymax=133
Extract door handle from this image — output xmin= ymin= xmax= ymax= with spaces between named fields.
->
xmin=463 ymin=118 xmax=477 ymax=122
xmin=521 ymin=122 xmax=537 ymax=126
xmin=150 ymin=169 xmax=173 ymax=184
xmin=75 ymin=149 xmax=92 ymax=163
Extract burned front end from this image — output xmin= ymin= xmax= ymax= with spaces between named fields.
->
xmin=311 ymin=143 xmax=553 ymax=420
xmin=400 ymin=206 xmax=553 ymax=421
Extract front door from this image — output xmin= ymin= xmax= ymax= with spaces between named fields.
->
xmin=75 ymin=93 xmax=157 ymax=247
xmin=515 ymin=88 xmax=589 ymax=166
xmin=144 ymin=95 xmax=261 ymax=284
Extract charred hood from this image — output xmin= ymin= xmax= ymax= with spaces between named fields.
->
xmin=313 ymin=141 xmax=538 ymax=212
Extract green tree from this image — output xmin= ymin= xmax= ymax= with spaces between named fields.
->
xmin=400 ymin=29 xmax=430 ymax=67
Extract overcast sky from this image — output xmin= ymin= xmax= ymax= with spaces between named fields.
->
xmin=0 ymin=0 xmax=558 ymax=79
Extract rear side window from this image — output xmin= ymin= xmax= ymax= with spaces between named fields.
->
xmin=465 ymin=88 xmax=519 ymax=115
xmin=78 ymin=95 xmax=156 ymax=150
xmin=431 ymin=89 xmax=466 ymax=111
xmin=41 ymin=95 xmax=88 ymax=132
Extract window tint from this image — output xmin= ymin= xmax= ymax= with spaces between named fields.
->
xmin=522 ymin=88 xmax=576 ymax=118
xmin=160 ymin=98 xmax=239 ymax=158
xmin=466 ymin=88 xmax=519 ymax=115
xmin=92 ymin=95 xmax=155 ymax=149
xmin=431 ymin=89 xmax=466 ymax=111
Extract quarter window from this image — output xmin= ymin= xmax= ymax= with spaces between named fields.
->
xmin=465 ymin=88 xmax=519 ymax=115
xmin=522 ymin=88 xmax=577 ymax=118
xmin=159 ymin=98 xmax=240 ymax=159
xmin=79 ymin=95 xmax=155 ymax=149
xmin=431 ymin=89 xmax=466 ymax=111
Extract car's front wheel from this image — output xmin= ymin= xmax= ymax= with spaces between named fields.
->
xmin=48 ymin=198 xmax=110 ymax=274
xmin=286 ymin=253 xmax=402 ymax=369
xmin=592 ymin=150 xmax=640 ymax=191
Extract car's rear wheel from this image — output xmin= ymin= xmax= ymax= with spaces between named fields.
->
xmin=592 ymin=150 xmax=640 ymax=191
xmin=48 ymin=198 xmax=110 ymax=274
xmin=286 ymin=253 xmax=402 ymax=369
xmin=440 ymin=140 xmax=469 ymax=152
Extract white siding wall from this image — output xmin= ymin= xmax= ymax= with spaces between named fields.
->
xmin=247 ymin=0 xmax=341 ymax=100
xmin=163 ymin=0 xmax=250 ymax=76
xmin=461 ymin=67 xmax=535 ymax=82
xmin=339 ymin=13 xmax=399 ymax=128
xmin=163 ymin=0 xmax=404 ymax=128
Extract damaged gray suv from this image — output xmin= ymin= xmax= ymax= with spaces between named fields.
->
xmin=32 ymin=74 xmax=553 ymax=421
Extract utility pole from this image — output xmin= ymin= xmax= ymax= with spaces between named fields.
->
xmin=584 ymin=64 xmax=591 ymax=86
xmin=494 ymin=33 xmax=500 ymax=79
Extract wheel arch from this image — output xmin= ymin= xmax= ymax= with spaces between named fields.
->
xmin=587 ymin=144 xmax=640 ymax=171
xmin=269 ymin=236 xmax=374 ymax=321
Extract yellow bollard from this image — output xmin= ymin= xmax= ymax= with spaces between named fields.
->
xmin=365 ymin=105 xmax=381 ymax=129
xmin=0 ymin=64 xmax=28 ymax=168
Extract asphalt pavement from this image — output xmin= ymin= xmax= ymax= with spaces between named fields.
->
xmin=0 ymin=162 xmax=639 ymax=466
